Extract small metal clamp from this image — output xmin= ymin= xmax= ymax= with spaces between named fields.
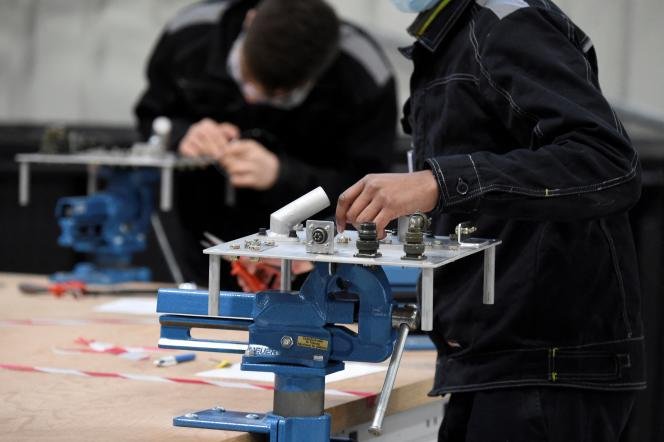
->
xmin=454 ymin=221 xmax=477 ymax=242
xmin=453 ymin=222 xmax=489 ymax=248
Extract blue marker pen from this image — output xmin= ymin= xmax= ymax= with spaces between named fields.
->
xmin=154 ymin=353 xmax=196 ymax=367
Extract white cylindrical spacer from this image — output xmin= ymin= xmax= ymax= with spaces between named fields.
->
xmin=269 ymin=187 xmax=330 ymax=236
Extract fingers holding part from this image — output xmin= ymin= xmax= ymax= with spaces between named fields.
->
xmin=335 ymin=179 xmax=366 ymax=232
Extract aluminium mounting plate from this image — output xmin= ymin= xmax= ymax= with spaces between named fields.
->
xmin=204 ymin=230 xmax=500 ymax=332
xmin=203 ymin=230 xmax=499 ymax=270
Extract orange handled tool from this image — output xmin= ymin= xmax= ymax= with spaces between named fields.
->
xmin=203 ymin=231 xmax=282 ymax=292
xmin=230 ymin=261 xmax=268 ymax=292
xmin=18 ymin=281 xmax=153 ymax=298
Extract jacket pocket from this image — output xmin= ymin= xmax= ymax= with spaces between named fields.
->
xmin=599 ymin=218 xmax=632 ymax=338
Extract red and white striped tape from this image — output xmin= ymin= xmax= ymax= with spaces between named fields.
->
xmin=0 ymin=363 xmax=375 ymax=399
xmin=52 ymin=337 xmax=162 ymax=361
xmin=0 ymin=318 xmax=153 ymax=327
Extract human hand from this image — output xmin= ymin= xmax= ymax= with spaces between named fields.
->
xmin=335 ymin=171 xmax=439 ymax=238
xmin=219 ymin=139 xmax=280 ymax=190
xmin=179 ymin=119 xmax=240 ymax=159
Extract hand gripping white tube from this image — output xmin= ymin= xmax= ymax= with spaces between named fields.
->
xmin=269 ymin=187 xmax=330 ymax=236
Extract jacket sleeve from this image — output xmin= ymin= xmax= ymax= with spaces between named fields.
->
xmin=133 ymin=31 xmax=195 ymax=149
xmin=426 ymin=8 xmax=641 ymax=221
xmin=269 ymin=78 xmax=398 ymax=203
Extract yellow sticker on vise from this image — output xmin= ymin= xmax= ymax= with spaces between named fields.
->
xmin=297 ymin=336 xmax=329 ymax=351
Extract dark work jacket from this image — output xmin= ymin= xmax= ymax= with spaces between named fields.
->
xmin=402 ymin=0 xmax=645 ymax=394
xmin=134 ymin=0 xmax=397 ymax=282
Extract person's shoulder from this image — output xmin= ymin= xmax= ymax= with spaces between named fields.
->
xmin=336 ymin=21 xmax=393 ymax=90
xmin=473 ymin=0 xmax=580 ymax=49
xmin=165 ymin=0 xmax=238 ymax=35
xmin=474 ymin=0 xmax=532 ymax=21
xmin=474 ymin=0 xmax=573 ymax=30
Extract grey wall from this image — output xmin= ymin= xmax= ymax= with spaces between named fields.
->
xmin=0 ymin=0 xmax=191 ymax=124
xmin=0 ymin=0 xmax=663 ymax=124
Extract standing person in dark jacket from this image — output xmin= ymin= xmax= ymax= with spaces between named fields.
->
xmin=135 ymin=0 xmax=397 ymax=285
xmin=337 ymin=1 xmax=644 ymax=440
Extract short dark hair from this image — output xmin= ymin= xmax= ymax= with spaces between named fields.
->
xmin=244 ymin=0 xmax=340 ymax=93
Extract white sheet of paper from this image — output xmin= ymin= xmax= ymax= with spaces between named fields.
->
xmin=94 ymin=298 xmax=157 ymax=315
xmin=197 ymin=362 xmax=386 ymax=384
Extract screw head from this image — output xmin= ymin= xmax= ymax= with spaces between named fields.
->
xmin=184 ymin=413 xmax=198 ymax=419
xmin=245 ymin=413 xmax=260 ymax=420
xmin=280 ymin=336 xmax=294 ymax=348
xmin=212 ymin=406 xmax=226 ymax=413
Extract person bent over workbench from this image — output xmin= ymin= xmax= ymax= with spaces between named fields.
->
xmin=135 ymin=0 xmax=397 ymax=286
xmin=336 ymin=0 xmax=645 ymax=441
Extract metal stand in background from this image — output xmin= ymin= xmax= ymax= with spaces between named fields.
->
xmin=151 ymin=213 xmax=184 ymax=286
xmin=15 ymin=144 xmax=212 ymax=285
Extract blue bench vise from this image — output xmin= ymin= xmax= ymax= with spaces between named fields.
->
xmin=156 ymin=187 xmax=499 ymax=441
xmin=157 ymin=261 xmax=417 ymax=441
xmin=52 ymin=168 xmax=157 ymax=284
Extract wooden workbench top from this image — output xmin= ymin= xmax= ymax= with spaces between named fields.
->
xmin=0 ymin=273 xmax=439 ymax=441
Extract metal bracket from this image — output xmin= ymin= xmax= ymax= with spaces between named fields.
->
xmin=305 ymin=220 xmax=335 ymax=255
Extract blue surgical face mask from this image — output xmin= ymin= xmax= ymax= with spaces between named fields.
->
xmin=390 ymin=0 xmax=440 ymax=13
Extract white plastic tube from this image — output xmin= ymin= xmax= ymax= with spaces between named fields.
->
xmin=269 ymin=187 xmax=330 ymax=236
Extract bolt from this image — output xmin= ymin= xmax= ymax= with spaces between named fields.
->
xmin=336 ymin=234 xmax=350 ymax=244
xmin=281 ymin=336 xmax=294 ymax=348
xmin=313 ymin=355 xmax=324 ymax=362
xmin=184 ymin=413 xmax=198 ymax=419
xmin=212 ymin=406 xmax=226 ymax=413
xmin=246 ymin=413 xmax=260 ymax=420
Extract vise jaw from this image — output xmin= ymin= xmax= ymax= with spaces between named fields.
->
xmin=157 ymin=262 xmax=405 ymax=441
xmin=157 ymin=263 xmax=398 ymax=368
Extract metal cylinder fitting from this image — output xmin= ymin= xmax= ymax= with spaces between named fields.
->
xmin=402 ymin=213 xmax=430 ymax=260
xmin=355 ymin=222 xmax=381 ymax=257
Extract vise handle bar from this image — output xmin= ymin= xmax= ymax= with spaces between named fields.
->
xmin=369 ymin=305 xmax=418 ymax=436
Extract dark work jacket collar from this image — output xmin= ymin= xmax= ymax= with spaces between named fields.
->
xmin=402 ymin=0 xmax=474 ymax=56
xmin=206 ymin=0 xmax=258 ymax=80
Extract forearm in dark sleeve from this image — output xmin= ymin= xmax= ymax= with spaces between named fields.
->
xmin=427 ymin=9 xmax=640 ymax=221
